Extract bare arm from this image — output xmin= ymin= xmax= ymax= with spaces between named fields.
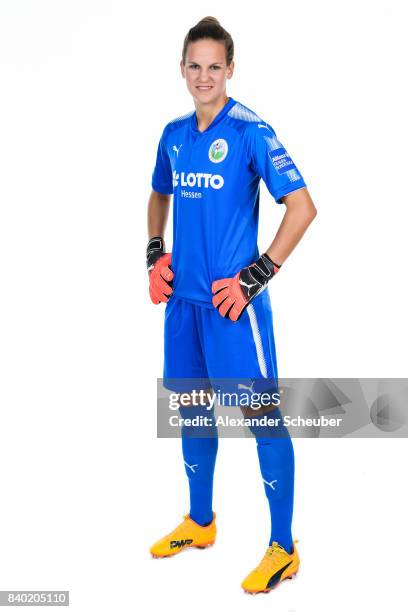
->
xmin=147 ymin=190 xmax=172 ymax=240
xmin=264 ymin=187 xmax=317 ymax=265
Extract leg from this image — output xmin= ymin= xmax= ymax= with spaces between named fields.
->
xmin=202 ymin=290 xmax=295 ymax=551
xmin=249 ymin=409 xmax=295 ymax=552
xmin=201 ymin=290 xmax=299 ymax=591
xmin=179 ymin=398 xmax=218 ymax=526
xmin=163 ymin=297 xmax=218 ymax=525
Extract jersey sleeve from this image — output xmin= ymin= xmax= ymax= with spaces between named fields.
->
xmin=247 ymin=123 xmax=306 ymax=204
xmin=151 ymin=127 xmax=173 ymax=195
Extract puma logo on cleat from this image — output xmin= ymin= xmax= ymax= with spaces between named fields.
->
xmin=263 ymin=478 xmax=277 ymax=490
xmin=184 ymin=461 xmax=198 ymax=473
xmin=257 ymin=122 xmax=271 ymax=131
xmin=170 ymin=539 xmax=193 ymax=549
xmin=266 ymin=561 xmax=293 ymax=588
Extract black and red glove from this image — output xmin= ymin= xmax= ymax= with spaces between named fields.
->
xmin=211 ymin=253 xmax=281 ymax=322
xmin=146 ymin=236 xmax=174 ymax=304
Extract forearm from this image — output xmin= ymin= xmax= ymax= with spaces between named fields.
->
xmin=264 ymin=189 xmax=317 ymax=265
xmin=147 ymin=190 xmax=171 ymax=240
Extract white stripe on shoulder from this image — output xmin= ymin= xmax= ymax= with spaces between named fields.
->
xmin=168 ymin=110 xmax=195 ymax=125
xmin=263 ymin=135 xmax=283 ymax=151
xmin=227 ymin=102 xmax=261 ymax=123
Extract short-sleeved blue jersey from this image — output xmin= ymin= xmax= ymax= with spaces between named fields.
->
xmin=152 ymin=97 xmax=306 ymax=308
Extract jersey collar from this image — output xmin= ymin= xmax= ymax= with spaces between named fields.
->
xmin=190 ymin=97 xmax=236 ymax=135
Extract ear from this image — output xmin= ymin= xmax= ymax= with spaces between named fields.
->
xmin=180 ymin=59 xmax=186 ymax=79
xmin=226 ymin=60 xmax=235 ymax=80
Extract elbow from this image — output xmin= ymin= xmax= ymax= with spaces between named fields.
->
xmin=300 ymin=204 xmax=317 ymax=232
xmin=304 ymin=197 xmax=318 ymax=224
xmin=309 ymin=204 xmax=318 ymax=222
xmin=284 ymin=189 xmax=317 ymax=225
xmin=298 ymin=202 xmax=317 ymax=227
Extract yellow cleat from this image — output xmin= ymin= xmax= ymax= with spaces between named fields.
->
xmin=241 ymin=540 xmax=300 ymax=594
xmin=150 ymin=513 xmax=216 ymax=558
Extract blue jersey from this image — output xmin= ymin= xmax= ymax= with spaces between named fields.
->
xmin=152 ymin=97 xmax=306 ymax=308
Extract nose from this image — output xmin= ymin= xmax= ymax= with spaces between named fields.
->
xmin=197 ymin=68 xmax=212 ymax=82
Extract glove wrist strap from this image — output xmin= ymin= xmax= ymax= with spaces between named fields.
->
xmin=250 ymin=253 xmax=281 ymax=286
xmin=146 ymin=236 xmax=165 ymax=270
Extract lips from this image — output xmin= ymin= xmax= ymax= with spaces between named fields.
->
xmin=196 ymin=86 xmax=213 ymax=90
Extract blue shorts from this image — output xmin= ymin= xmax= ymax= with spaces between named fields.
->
xmin=163 ymin=290 xmax=278 ymax=395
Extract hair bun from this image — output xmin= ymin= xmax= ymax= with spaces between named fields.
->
xmin=197 ymin=16 xmax=220 ymax=26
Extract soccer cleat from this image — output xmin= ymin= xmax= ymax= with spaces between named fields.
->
xmin=150 ymin=513 xmax=216 ymax=558
xmin=241 ymin=540 xmax=299 ymax=594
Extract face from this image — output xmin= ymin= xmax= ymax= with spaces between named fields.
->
xmin=180 ymin=39 xmax=234 ymax=106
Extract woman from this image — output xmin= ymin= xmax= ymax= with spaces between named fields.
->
xmin=146 ymin=16 xmax=317 ymax=594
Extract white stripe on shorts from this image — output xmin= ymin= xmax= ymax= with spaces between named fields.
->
xmin=246 ymin=304 xmax=268 ymax=378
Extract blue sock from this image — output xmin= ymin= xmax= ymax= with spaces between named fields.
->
xmin=179 ymin=404 xmax=218 ymax=526
xmin=249 ymin=408 xmax=295 ymax=553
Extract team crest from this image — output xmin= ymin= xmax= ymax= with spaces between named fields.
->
xmin=209 ymin=139 xmax=228 ymax=163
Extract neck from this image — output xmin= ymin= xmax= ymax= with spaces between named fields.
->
xmin=195 ymin=94 xmax=229 ymax=132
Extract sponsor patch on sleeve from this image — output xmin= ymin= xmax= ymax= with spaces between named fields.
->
xmin=268 ymin=147 xmax=296 ymax=175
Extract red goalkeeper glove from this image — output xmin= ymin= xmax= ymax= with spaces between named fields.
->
xmin=211 ymin=253 xmax=280 ymax=322
xmin=146 ymin=236 xmax=174 ymax=304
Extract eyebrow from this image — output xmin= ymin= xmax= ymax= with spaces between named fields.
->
xmin=187 ymin=61 xmax=223 ymax=66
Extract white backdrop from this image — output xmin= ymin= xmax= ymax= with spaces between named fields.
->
xmin=0 ymin=1 xmax=407 ymax=611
